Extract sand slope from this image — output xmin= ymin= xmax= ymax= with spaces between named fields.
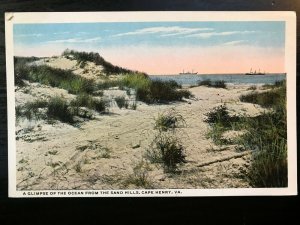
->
xmin=16 ymin=82 xmax=267 ymax=190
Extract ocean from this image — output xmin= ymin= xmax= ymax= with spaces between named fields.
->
xmin=149 ymin=73 xmax=286 ymax=86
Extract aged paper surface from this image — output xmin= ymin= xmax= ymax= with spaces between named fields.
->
xmin=5 ymin=12 xmax=297 ymax=197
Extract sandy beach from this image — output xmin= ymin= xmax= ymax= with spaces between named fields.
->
xmin=15 ymin=77 xmax=267 ymax=190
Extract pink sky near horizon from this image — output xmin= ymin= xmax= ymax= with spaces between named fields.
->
xmin=14 ymin=44 xmax=285 ymax=74
xmin=101 ymin=46 xmax=285 ymax=74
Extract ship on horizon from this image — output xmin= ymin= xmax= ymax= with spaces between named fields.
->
xmin=245 ymin=68 xmax=266 ymax=75
xmin=179 ymin=69 xmax=198 ymax=75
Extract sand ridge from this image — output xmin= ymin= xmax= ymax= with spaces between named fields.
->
xmin=15 ymin=82 xmax=264 ymax=190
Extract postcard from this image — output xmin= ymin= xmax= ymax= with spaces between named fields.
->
xmin=5 ymin=12 xmax=297 ymax=197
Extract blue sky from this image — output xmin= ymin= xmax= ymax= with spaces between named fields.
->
xmin=14 ymin=21 xmax=285 ymax=49
xmin=13 ymin=21 xmax=285 ymax=74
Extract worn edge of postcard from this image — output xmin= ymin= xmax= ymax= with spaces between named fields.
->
xmin=5 ymin=11 xmax=297 ymax=197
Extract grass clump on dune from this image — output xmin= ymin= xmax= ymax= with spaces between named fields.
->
xmin=146 ymin=133 xmax=186 ymax=173
xmin=70 ymin=94 xmax=107 ymax=113
xmin=240 ymin=82 xmax=286 ymax=108
xmin=62 ymin=49 xmax=136 ymax=75
xmin=114 ymin=96 xmax=128 ymax=109
xmin=198 ymin=79 xmax=227 ymax=88
xmin=204 ymin=80 xmax=287 ymax=187
xmin=155 ymin=109 xmax=186 ymax=132
xmin=14 ymin=57 xmax=95 ymax=94
xmin=46 ymin=96 xmax=74 ymax=123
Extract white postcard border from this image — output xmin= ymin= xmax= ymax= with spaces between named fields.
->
xmin=5 ymin=11 xmax=297 ymax=197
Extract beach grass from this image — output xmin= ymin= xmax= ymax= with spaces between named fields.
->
xmin=14 ymin=61 xmax=95 ymax=95
xmin=70 ymin=94 xmax=107 ymax=113
xmin=155 ymin=109 xmax=186 ymax=132
xmin=47 ymin=96 xmax=74 ymax=123
xmin=198 ymin=79 xmax=227 ymax=88
xmin=146 ymin=133 xmax=186 ymax=172
xmin=62 ymin=49 xmax=136 ymax=75
xmin=114 ymin=96 xmax=128 ymax=109
xmin=204 ymin=81 xmax=287 ymax=187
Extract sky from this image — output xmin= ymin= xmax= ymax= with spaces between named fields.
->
xmin=14 ymin=21 xmax=285 ymax=74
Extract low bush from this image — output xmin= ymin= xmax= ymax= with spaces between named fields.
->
xmin=198 ymin=79 xmax=226 ymax=88
xmin=240 ymin=87 xmax=285 ymax=108
xmin=115 ymin=96 xmax=128 ymax=109
xmin=204 ymin=81 xmax=287 ymax=187
xmin=16 ymin=100 xmax=48 ymax=120
xmin=155 ymin=109 xmax=186 ymax=132
xmin=124 ymin=160 xmax=153 ymax=188
xmin=146 ymin=133 xmax=186 ymax=172
xmin=15 ymin=63 xmax=95 ymax=94
xmin=70 ymin=94 xmax=107 ymax=113
xmin=47 ymin=96 xmax=74 ymax=123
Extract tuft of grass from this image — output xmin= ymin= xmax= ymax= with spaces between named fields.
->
xmin=115 ymin=96 xmax=128 ymax=109
xmin=247 ymin=138 xmax=287 ymax=187
xmin=247 ymin=85 xmax=257 ymax=90
xmin=124 ymin=160 xmax=153 ymax=188
xmin=70 ymin=94 xmax=107 ymax=113
xmin=131 ymin=101 xmax=137 ymax=110
xmin=155 ymin=109 xmax=186 ymax=132
xmin=16 ymin=99 xmax=48 ymax=121
xmin=240 ymin=86 xmax=285 ymax=108
xmin=204 ymin=80 xmax=287 ymax=187
xmin=62 ymin=49 xmax=139 ymax=75
xmin=47 ymin=96 xmax=74 ymax=123
xmin=121 ymin=74 xmax=192 ymax=104
xmin=198 ymin=79 xmax=227 ymax=88
xmin=146 ymin=133 xmax=186 ymax=172
xmin=14 ymin=61 xmax=95 ymax=94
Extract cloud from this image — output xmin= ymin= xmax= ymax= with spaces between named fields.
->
xmin=221 ymin=40 xmax=248 ymax=46
xmin=46 ymin=37 xmax=101 ymax=43
xmin=185 ymin=30 xmax=257 ymax=38
xmin=15 ymin=33 xmax=43 ymax=38
xmin=113 ymin=26 xmax=214 ymax=37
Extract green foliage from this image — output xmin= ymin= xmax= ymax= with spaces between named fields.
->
xmin=204 ymin=105 xmax=240 ymax=127
xmin=15 ymin=62 xmax=95 ymax=94
xmin=124 ymin=160 xmax=153 ymax=188
xmin=70 ymin=94 xmax=107 ymax=113
xmin=121 ymin=74 xmax=192 ymax=104
xmin=115 ymin=96 xmax=128 ymax=109
xmin=16 ymin=100 xmax=48 ymax=120
xmin=47 ymin=96 xmax=74 ymax=123
xmin=204 ymin=81 xmax=287 ymax=187
xmin=240 ymin=84 xmax=286 ymax=108
xmin=146 ymin=132 xmax=186 ymax=172
xmin=146 ymin=133 xmax=186 ymax=172
xmin=62 ymin=49 xmax=137 ymax=75
xmin=198 ymin=79 xmax=227 ymax=88
xmin=248 ymin=138 xmax=287 ymax=187
xmin=155 ymin=109 xmax=186 ymax=132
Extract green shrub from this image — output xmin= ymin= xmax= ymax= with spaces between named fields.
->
xmin=124 ymin=160 xmax=153 ymax=188
xmin=146 ymin=133 xmax=186 ymax=172
xmin=198 ymin=79 xmax=212 ymax=86
xmin=240 ymin=87 xmax=285 ymax=108
xmin=70 ymin=94 xmax=107 ymax=113
xmin=204 ymin=82 xmax=287 ymax=187
xmin=62 ymin=49 xmax=137 ymax=75
xmin=47 ymin=96 xmax=74 ymax=123
xmin=17 ymin=64 xmax=95 ymax=94
xmin=198 ymin=79 xmax=226 ymax=88
xmin=204 ymin=105 xmax=240 ymax=127
xmin=16 ymin=100 xmax=48 ymax=120
xmin=248 ymin=138 xmax=287 ymax=187
xmin=115 ymin=96 xmax=128 ymax=109
xmin=155 ymin=109 xmax=186 ymax=132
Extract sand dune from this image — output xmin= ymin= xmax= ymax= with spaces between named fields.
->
xmin=15 ymin=83 xmax=265 ymax=190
